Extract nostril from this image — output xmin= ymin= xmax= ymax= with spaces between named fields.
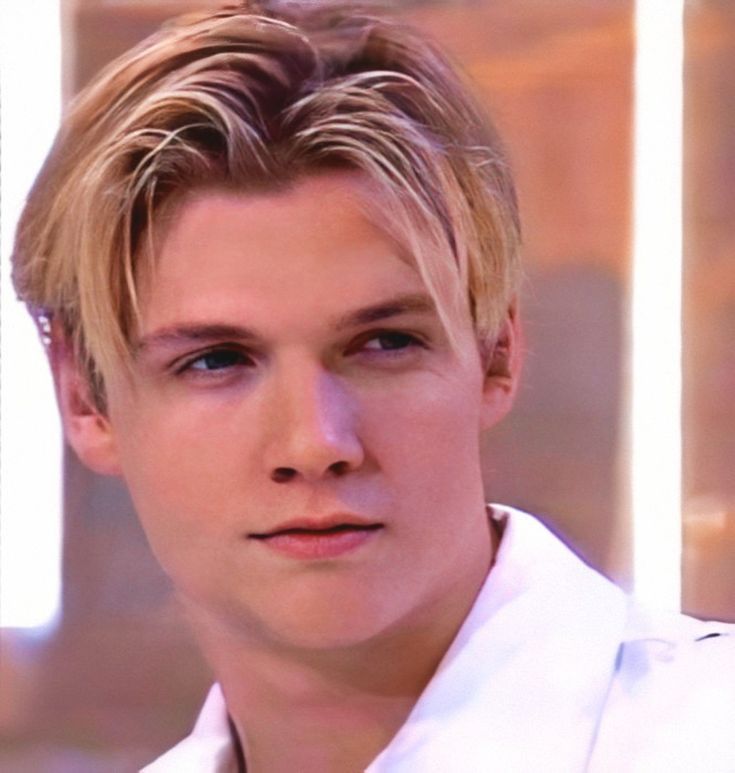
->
xmin=271 ymin=467 xmax=297 ymax=483
xmin=329 ymin=460 xmax=351 ymax=476
xmin=270 ymin=460 xmax=354 ymax=482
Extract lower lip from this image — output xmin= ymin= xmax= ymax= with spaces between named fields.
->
xmin=254 ymin=527 xmax=381 ymax=560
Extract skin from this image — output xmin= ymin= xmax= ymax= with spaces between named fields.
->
xmin=55 ymin=171 xmax=520 ymax=772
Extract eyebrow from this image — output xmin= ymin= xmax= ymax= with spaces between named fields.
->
xmin=135 ymin=324 xmax=259 ymax=356
xmin=332 ymin=292 xmax=436 ymax=330
xmin=135 ymin=292 xmax=437 ymax=356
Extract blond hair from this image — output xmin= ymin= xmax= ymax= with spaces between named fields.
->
xmin=12 ymin=0 xmax=520 ymax=403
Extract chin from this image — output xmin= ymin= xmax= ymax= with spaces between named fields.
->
xmin=184 ymin=582 xmax=399 ymax=654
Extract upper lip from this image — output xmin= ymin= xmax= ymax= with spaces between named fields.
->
xmin=250 ymin=514 xmax=383 ymax=538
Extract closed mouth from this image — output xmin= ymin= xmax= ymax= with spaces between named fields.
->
xmin=248 ymin=520 xmax=384 ymax=559
xmin=251 ymin=523 xmax=383 ymax=540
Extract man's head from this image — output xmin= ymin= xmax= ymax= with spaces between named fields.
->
xmin=11 ymin=1 xmax=524 ymax=650
xmin=12 ymin=0 xmax=520 ymax=406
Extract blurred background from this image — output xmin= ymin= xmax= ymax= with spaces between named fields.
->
xmin=1 ymin=0 xmax=733 ymax=769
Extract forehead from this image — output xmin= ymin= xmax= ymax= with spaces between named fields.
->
xmin=138 ymin=172 xmax=437 ymax=334
xmin=155 ymin=172 xmax=403 ymax=270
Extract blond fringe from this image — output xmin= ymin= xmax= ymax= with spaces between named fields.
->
xmin=11 ymin=2 xmax=521 ymax=401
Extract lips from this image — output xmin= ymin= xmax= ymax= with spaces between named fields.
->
xmin=249 ymin=517 xmax=383 ymax=559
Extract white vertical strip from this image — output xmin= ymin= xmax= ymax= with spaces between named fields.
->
xmin=0 ymin=1 xmax=64 ymax=630
xmin=630 ymin=0 xmax=684 ymax=609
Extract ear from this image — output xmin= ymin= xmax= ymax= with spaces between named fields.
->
xmin=49 ymin=329 xmax=122 ymax=476
xmin=480 ymin=301 xmax=524 ymax=431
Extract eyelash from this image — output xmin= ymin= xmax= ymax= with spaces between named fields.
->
xmin=174 ymin=346 xmax=252 ymax=377
xmin=174 ymin=330 xmax=426 ymax=378
xmin=351 ymin=330 xmax=425 ymax=356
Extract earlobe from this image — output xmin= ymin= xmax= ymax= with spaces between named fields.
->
xmin=480 ymin=302 xmax=523 ymax=430
xmin=50 ymin=331 xmax=122 ymax=476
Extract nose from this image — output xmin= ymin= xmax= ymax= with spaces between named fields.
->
xmin=264 ymin=362 xmax=365 ymax=484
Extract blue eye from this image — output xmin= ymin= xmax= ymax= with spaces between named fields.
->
xmin=183 ymin=348 xmax=250 ymax=373
xmin=362 ymin=332 xmax=422 ymax=352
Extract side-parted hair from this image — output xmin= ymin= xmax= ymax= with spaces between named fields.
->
xmin=12 ymin=0 xmax=521 ymax=404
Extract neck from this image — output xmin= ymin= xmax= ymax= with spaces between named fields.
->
xmin=216 ymin=630 xmax=444 ymax=772
xmin=187 ymin=515 xmax=498 ymax=773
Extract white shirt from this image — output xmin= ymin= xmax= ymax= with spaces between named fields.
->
xmin=142 ymin=507 xmax=735 ymax=772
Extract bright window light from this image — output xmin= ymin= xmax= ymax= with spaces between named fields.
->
xmin=630 ymin=0 xmax=684 ymax=609
xmin=0 ymin=1 xmax=63 ymax=631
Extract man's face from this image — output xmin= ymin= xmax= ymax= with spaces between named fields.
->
xmin=76 ymin=172 xmax=517 ymax=649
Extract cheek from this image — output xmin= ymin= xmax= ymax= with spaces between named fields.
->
xmin=368 ymin=375 xmax=485 ymax=482
xmin=112 ymin=411 xmax=249 ymax=596
xmin=111 ymin=400 xmax=248 ymax=532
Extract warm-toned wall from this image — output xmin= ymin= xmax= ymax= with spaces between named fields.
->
xmin=682 ymin=1 xmax=735 ymax=621
xmin=1 ymin=1 xmax=732 ymax=770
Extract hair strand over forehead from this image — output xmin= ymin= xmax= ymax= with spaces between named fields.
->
xmin=11 ymin=0 xmax=521 ymax=401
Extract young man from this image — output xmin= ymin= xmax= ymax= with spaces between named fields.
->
xmin=12 ymin=2 xmax=734 ymax=771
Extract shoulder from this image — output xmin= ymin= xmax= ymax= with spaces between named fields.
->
xmin=619 ymin=604 xmax=735 ymax=721
xmin=482 ymin=506 xmax=735 ymax=770
xmin=619 ymin=602 xmax=735 ymax=686
xmin=591 ymin=604 xmax=735 ymax=771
